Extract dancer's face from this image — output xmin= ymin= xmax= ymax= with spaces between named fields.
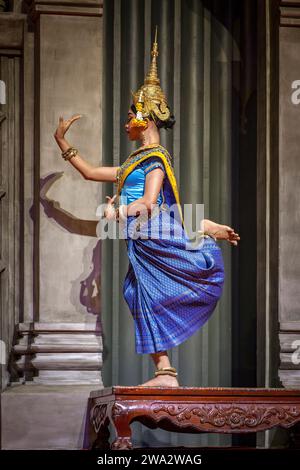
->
xmin=125 ymin=107 xmax=147 ymax=141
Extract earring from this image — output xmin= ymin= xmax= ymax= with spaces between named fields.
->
xmin=131 ymin=102 xmax=148 ymax=130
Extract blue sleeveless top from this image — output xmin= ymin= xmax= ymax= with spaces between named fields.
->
xmin=119 ymin=156 xmax=166 ymax=206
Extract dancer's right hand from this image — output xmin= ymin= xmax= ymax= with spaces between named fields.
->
xmin=54 ymin=114 xmax=82 ymax=140
xmin=104 ymin=194 xmax=117 ymax=220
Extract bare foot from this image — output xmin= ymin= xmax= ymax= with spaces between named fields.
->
xmin=138 ymin=375 xmax=179 ymax=387
xmin=200 ymin=219 xmax=240 ymax=246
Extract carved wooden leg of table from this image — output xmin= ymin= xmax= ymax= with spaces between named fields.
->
xmin=90 ymin=401 xmax=133 ymax=450
xmin=89 ymin=403 xmax=111 ymax=450
xmin=110 ymin=403 xmax=134 ymax=450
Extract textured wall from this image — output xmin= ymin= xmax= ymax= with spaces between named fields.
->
xmin=278 ymin=2 xmax=300 ymax=389
xmin=37 ymin=14 xmax=102 ymax=322
xmin=1 ymin=1 xmax=105 ymax=450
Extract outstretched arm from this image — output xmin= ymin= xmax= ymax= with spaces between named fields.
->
xmin=54 ymin=115 xmax=120 ymax=182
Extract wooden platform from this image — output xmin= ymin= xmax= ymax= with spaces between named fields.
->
xmin=88 ymin=386 xmax=300 ymax=450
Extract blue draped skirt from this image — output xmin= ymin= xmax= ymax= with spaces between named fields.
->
xmin=121 ymin=207 xmax=225 ymax=354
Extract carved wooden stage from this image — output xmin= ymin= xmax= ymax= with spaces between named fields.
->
xmin=88 ymin=386 xmax=300 ymax=450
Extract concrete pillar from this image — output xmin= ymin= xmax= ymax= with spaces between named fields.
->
xmin=19 ymin=0 xmax=104 ymax=384
xmin=278 ymin=0 xmax=300 ymax=388
xmin=0 ymin=12 xmax=24 ymax=390
xmin=1 ymin=0 xmax=105 ymax=449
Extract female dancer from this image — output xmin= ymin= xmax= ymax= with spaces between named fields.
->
xmin=54 ymin=33 xmax=240 ymax=388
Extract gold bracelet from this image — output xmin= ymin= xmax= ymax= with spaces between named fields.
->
xmin=66 ymin=150 xmax=78 ymax=161
xmin=62 ymin=148 xmax=78 ymax=160
xmin=62 ymin=147 xmax=78 ymax=161
xmin=61 ymin=147 xmax=73 ymax=158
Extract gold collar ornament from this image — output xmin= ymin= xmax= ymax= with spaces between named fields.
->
xmin=131 ymin=26 xmax=171 ymax=130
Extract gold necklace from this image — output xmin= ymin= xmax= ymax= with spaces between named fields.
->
xmin=119 ymin=143 xmax=162 ymax=181
xmin=130 ymin=143 xmax=162 ymax=158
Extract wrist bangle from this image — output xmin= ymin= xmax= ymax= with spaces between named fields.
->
xmin=62 ymin=147 xmax=78 ymax=161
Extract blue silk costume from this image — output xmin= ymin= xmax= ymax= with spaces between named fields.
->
xmin=115 ymin=145 xmax=225 ymax=354
xmin=119 ymin=156 xmax=165 ymax=207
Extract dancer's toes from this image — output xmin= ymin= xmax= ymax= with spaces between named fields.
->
xmin=138 ymin=375 xmax=179 ymax=387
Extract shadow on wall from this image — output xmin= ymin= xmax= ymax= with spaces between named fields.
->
xmin=36 ymin=171 xmax=102 ymax=317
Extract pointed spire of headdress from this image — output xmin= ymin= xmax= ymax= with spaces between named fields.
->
xmin=132 ymin=25 xmax=170 ymax=123
xmin=144 ymin=25 xmax=160 ymax=86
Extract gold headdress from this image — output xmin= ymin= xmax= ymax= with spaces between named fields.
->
xmin=131 ymin=26 xmax=170 ymax=129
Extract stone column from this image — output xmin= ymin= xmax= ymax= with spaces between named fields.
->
xmin=1 ymin=1 xmax=105 ymax=450
xmin=14 ymin=0 xmax=104 ymax=385
xmin=278 ymin=0 xmax=300 ymax=388
xmin=0 ymin=12 xmax=24 ymax=390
